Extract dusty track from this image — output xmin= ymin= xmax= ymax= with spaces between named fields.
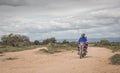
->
xmin=0 ymin=47 xmax=120 ymax=73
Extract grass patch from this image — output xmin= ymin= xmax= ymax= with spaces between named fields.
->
xmin=107 ymin=46 xmax=120 ymax=52
xmin=0 ymin=45 xmax=40 ymax=53
xmin=94 ymin=42 xmax=120 ymax=52
xmin=110 ymin=54 xmax=120 ymax=65
xmin=40 ymin=43 xmax=76 ymax=54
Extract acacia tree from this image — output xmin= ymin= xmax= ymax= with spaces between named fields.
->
xmin=1 ymin=33 xmax=30 ymax=47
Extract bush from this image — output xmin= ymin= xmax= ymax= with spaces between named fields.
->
xmin=100 ymin=40 xmax=111 ymax=46
xmin=33 ymin=40 xmax=40 ymax=45
xmin=1 ymin=33 xmax=30 ymax=47
xmin=107 ymin=46 xmax=120 ymax=52
xmin=95 ymin=40 xmax=111 ymax=46
xmin=62 ymin=40 xmax=69 ymax=44
xmin=94 ymin=40 xmax=120 ymax=52
xmin=110 ymin=54 xmax=120 ymax=65
xmin=42 ymin=37 xmax=56 ymax=44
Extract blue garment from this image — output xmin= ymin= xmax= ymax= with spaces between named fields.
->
xmin=78 ymin=37 xmax=87 ymax=43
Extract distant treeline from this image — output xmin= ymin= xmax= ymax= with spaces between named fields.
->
xmin=0 ymin=33 xmax=71 ymax=47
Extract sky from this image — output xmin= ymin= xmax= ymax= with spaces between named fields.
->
xmin=0 ymin=0 xmax=120 ymax=41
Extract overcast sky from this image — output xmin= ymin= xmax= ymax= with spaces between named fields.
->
xmin=0 ymin=0 xmax=120 ymax=41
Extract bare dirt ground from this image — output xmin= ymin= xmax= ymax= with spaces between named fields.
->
xmin=0 ymin=47 xmax=120 ymax=73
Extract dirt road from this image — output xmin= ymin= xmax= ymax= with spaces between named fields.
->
xmin=0 ymin=47 xmax=120 ymax=73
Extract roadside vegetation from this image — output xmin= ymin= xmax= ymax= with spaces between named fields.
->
xmin=38 ymin=38 xmax=76 ymax=54
xmin=40 ymin=42 xmax=77 ymax=54
xmin=110 ymin=54 xmax=120 ymax=65
xmin=0 ymin=33 xmax=41 ymax=53
xmin=94 ymin=40 xmax=120 ymax=52
xmin=94 ymin=40 xmax=120 ymax=65
xmin=0 ymin=45 xmax=40 ymax=53
xmin=0 ymin=33 xmax=77 ymax=54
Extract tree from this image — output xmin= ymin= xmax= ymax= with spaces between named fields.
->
xmin=62 ymin=40 xmax=69 ymax=44
xmin=42 ymin=37 xmax=56 ymax=44
xmin=1 ymin=33 xmax=30 ymax=47
xmin=33 ymin=40 xmax=40 ymax=45
xmin=100 ymin=40 xmax=111 ymax=46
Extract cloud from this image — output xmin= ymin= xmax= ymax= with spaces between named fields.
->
xmin=0 ymin=0 xmax=120 ymax=6
xmin=0 ymin=0 xmax=27 ymax=6
xmin=0 ymin=0 xmax=120 ymax=40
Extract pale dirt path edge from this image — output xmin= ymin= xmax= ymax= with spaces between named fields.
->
xmin=0 ymin=47 xmax=120 ymax=73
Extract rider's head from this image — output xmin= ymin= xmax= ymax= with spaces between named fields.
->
xmin=81 ymin=33 xmax=85 ymax=37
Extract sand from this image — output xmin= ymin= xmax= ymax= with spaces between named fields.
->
xmin=0 ymin=47 xmax=120 ymax=73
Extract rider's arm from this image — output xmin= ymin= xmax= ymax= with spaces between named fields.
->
xmin=85 ymin=37 xmax=87 ymax=42
xmin=85 ymin=37 xmax=88 ymax=45
xmin=78 ymin=38 xmax=82 ymax=44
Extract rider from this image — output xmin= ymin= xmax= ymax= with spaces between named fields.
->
xmin=77 ymin=33 xmax=88 ymax=54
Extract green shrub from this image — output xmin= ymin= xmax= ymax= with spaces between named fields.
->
xmin=94 ymin=40 xmax=120 ymax=52
xmin=100 ymin=40 xmax=111 ymax=46
xmin=33 ymin=40 xmax=40 ymax=45
xmin=42 ymin=37 xmax=56 ymax=44
xmin=95 ymin=40 xmax=111 ymax=47
xmin=107 ymin=46 xmax=120 ymax=52
xmin=1 ymin=33 xmax=30 ymax=47
xmin=62 ymin=40 xmax=69 ymax=44
xmin=110 ymin=54 xmax=120 ymax=65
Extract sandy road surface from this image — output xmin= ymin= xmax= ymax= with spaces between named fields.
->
xmin=0 ymin=47 xmax=120 ymax=73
